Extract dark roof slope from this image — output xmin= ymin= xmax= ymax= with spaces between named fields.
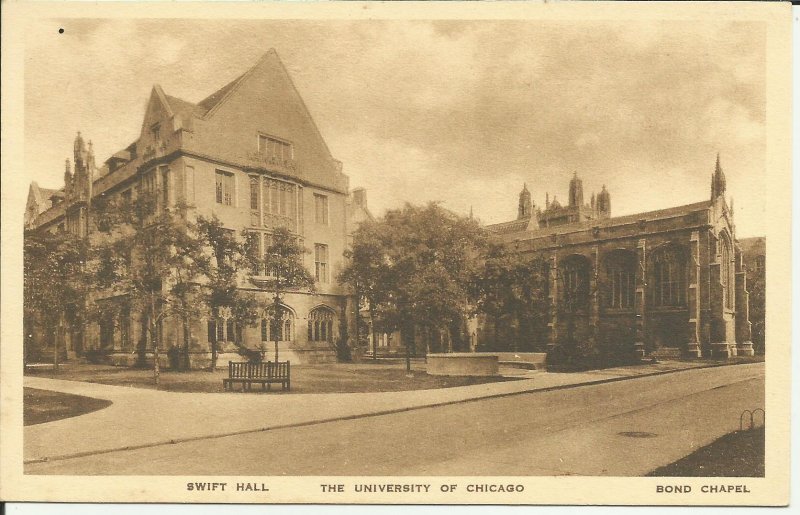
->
xmin=195 ymin=71 xmax=248 ymax=116
xmin=491 ymin=200 xmax=712 ymax=240
xmin=164 ymin=94 xmax=199 ymax=117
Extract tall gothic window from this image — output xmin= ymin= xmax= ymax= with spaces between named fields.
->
xmin=249 ymin=176 xmax=260 ymax=226
xmin=308 ymin=306 xmax=335 ymax=342
xmin=265 ymin=306 xmax=293 ymax=342
xmin=560 ymin=255 xmax=590 ymax=310
xmin=314 ymin=194 xmax=329 ymax=225
xmin=720 ymin=234 xmax=734 ymax=310
xmin=315 ymin=243 xmax=329 ymax=283
xmin=262 ymin=178 xmax=297 ymax=231
xmin=605 ymin=250 xmax=635 ymax=309
xmin=650 ymin=245 xmax=686 ymax=307
xmin=215 ymin=170 xmax=234 ymax=206
xmin=160 ymin=166 xmax=170 ymax=209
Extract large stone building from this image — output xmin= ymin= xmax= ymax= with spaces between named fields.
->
xmin=25 ymin=50 xmax=369 ymax=366
xmin=486 ymin=156 xmax=757 ymax=358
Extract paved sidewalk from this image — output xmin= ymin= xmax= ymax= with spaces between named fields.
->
xmin=24 ymin=360 xmax=729 ymax=463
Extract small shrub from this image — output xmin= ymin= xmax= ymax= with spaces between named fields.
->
xmin=84 ymin=348 xmax=111 ymax=364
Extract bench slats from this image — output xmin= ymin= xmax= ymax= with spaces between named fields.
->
xmin=223 ymin=360 xmax=290 ymax=392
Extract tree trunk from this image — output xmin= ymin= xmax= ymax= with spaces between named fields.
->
xmin=151 ymin=296 xmax=160 ymax=386
xmin=182 ymin=316 xmax=190 ymax=371
xmin=210 ymin=308 xmax=219 ymax=372
xmin=353 ymin=300 xmax=360 ymax=360
xmin=53 ymin=323 xmax=60 ymax=373
xmin=405 ymin=336 xmax=411 ymax=374
xmin=494 ymin=314 xmax=501 ymax=351
xmin=369 ymin=304 xmax=377 ymax=361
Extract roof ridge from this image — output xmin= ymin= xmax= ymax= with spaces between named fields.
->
xmin=198 ymin=50 xmax=276 ymax=119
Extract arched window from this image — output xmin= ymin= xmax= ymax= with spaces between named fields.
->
xmin=264 ymin=305 xmax=294 ymax=342
xmin=226 ymin=318 xmax=236 ymax=343
xmin=720 ymin=234 xmax=734 ymax=310
xmin=605 ymin=250 xmax=635 ymax=309
xmin=308 ymin=306 xmax=336 ymax=342
xmin=560 ymin=255 xmax=590 ymax=310
xmin=650 ymin=245 xmax=686 ymax=307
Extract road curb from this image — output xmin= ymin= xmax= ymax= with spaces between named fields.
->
xmin=24 ymin=360 xmax=763 ymax=466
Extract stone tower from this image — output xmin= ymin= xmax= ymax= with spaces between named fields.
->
xmin=568 ymin=172 xmax=584 ymax=208
xmin=63 ymin=132 xmax=95 ymax=236
xmin=518 ymin=183 xmax=533 ymax=219
xmin=68 ymin=132 xmax=95 ymax=204
xmin=596 ymin=184 xmax=611 ymax=218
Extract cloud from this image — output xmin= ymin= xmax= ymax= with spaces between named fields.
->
xmin=24 ymin=19 xmax=767 ymax=236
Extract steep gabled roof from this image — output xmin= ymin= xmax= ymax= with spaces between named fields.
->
xmin=195 ymin=71 xmax=249 ymax=116
xmin=164 ymin=94 xmax=199 ymax=117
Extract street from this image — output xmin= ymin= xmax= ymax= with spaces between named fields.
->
xmin=25 ymin=363 xmax=764 ymax=476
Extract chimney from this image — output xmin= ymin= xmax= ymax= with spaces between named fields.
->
xmin=352 ymin=187 xmax=367 ymax=209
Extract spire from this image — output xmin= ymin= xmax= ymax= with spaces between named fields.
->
xmin=469 ymin=205 xmax=474 ymax=219
xmin=590 ymin=192 xmax=596 ymax=210
xmin=546 ymin=192 xmax=549 ymax=208
xmin=568 ymin=171 xmax=584 ymax=207
xmin=597 ymin=184 xmax=611 ymax=216
xmin=73 ymin=131 xmax=86 ymax=167
xmin=711 ymin=152 xmax=726 ymax=199
xmin=518 ymin=182 xmax=533 ymax=219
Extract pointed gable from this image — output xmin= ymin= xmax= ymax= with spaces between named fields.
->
xmin=25 ymin=182 xmax=60 ymax=227
xmin=188 ymin=49 xmax=342 ymax=190
xmin=139 ymin=85 xmax=174 ymax=138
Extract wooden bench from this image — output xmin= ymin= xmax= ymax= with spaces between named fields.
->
xmin=222 ymin=361 xmax=291 ymax=392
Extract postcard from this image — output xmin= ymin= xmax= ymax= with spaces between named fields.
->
xmin=0 ymin=0 xmax=791 ymax=506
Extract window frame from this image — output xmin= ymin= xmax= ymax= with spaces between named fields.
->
xmin=214 ymin=169 xmax=235 ymax=206
xmin=314 ymin=193 xmax=329 ymax=225
xmin=314 ymin=243 xmax=329 ymax=284
xmin=650 ymin=245 xmax=687 ymax=308
xmin=257 ymin=133 xmax=294 ymax=161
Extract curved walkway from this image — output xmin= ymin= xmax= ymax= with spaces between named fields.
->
xmin=24 ymin=360 xmax=735 ymax=464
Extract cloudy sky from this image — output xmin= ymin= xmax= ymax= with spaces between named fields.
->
xmin=25 ymin=18 xmax=766 ymax=236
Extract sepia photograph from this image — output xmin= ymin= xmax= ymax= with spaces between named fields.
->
xmin=1 ymin=0 xmax=792 ymax=506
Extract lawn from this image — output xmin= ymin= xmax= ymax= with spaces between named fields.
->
xmin=25 ymin=361 xmax=517 ymax=394
xmin=24 ymin=387 xmax=112 ymax=426
xmin=647 ymin=426 xmax=765 ymax=477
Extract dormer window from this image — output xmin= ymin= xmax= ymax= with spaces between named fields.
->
xmin=258 ymin=134 xmax=292 ymax=160
xmin=151 ymin=123 xmax=161 ymax=143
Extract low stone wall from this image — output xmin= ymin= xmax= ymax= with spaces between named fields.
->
xmin=492 ymin=352 xmax=547 ymax=367
xmin=426 ymin=353 xmax=499 ymax=377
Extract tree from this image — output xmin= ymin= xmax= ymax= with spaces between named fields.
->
xmin=260 ymin=226 xmax=315 ymax=363
xmin=340 ymin=219 xmax=393 ymax=361
xmin=195 ymin=215 xmax=259 ymax=371
xmin=471 ymin=244 xmax=550 ymax=352
xmin=341 ymin=202 xmax=488 ymax=373
xmin=91 ymin=192 xmax=205 ymax=384
xmin=749 ymin=268 xmax=765 ymax=355
xmin=23 ymin=229 xmax=89 ymax=370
